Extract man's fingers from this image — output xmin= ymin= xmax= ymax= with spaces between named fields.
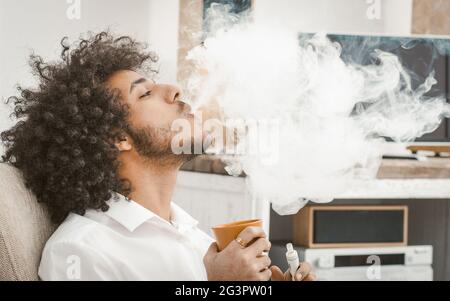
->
xmin=237 ymin=226 xmax=266 ymax=247
xmin=269 ymin=266 xmax=285 ymax=281
xmin=295 ymin=262 xmax=313 ymax=281
xmin=272 ymin=263 xmax=316 ymax=281
xmin=203 ymin=243 xmax=218 ymax=263
xmin=255 ymin=255 xmax=271 ymax=272
xmin=284 ymin=269 xmax=293 ymax=281
xmin=257 ymin=267 xmax=272 ymax=281
xmin=303 ymin=273 xmax=317 ymax=281
xmin=247 ymin=237 xmax=271 ymax=257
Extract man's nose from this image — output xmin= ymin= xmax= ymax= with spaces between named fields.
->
xmin=161 ymin=84 xmax=183 ymax=104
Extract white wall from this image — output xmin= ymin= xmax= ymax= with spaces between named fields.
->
xmin=148 ymin=0 xmax=180 ymax=84
xmin=383 ymin=0 xmax=413 ymax=35
xmin=173 ymin=171 xmax=254 ymax=236
xmin=0 ymin=0 xmax=12 ymax=141
xmin=253 ymin=0 xmax=412 ymax=35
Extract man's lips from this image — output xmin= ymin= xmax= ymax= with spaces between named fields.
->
xmin=180 ymin=110 xmax=195 ymax=118
xmin=178 ymin=101 xmax=195 ymax=118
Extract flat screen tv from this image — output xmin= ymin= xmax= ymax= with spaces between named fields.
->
xmin=325 ymin=34 xmax=450 ymax=142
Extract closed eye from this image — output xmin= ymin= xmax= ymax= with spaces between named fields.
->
xmin=139 ymin=90 xmax=152 ymax=99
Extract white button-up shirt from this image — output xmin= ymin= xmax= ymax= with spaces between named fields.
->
xmin=38 ymin=193 xmax=214 ymax=281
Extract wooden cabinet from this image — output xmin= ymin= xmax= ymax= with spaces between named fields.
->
xmin=271 ymin=199 xmax=450 ymax=281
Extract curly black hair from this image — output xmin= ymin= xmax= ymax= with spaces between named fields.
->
xmin=1 ymin=31 xmax=158 ymax=223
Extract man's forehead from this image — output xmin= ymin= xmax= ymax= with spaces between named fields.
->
xmin=107 ymin=70 xmax=141 ymax=89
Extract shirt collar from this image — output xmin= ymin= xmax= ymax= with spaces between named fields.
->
xmin=104 ymin=192 xmax=198 ymax=232
xmin=170 ymin=202 xmax=199 ymax=229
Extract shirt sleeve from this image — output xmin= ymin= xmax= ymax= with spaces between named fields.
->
xmin=38 ymin=240 xmax=121 ymax=281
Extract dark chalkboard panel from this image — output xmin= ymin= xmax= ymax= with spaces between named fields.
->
xmin=314 ymin=209 xmax=404 ymax=244
xmin=325 ymin=34 xmax=450 ymax=142
xmin=293 ymin=205 xmax=408 ymax=248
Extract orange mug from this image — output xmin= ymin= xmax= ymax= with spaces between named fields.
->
xmin=212 ymin=219 xmax=263 ymax=251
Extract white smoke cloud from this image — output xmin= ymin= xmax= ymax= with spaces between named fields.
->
xmin=183 ymin=5 xmax=450 ymax=215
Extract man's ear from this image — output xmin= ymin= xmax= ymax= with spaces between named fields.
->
xmin=115 ymin=135 xmax=133 ymax=152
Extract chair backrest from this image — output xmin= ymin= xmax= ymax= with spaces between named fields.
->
xmin=0 ymin=163 xmax=56 ymax=280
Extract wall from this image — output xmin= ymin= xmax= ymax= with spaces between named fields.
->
xmin=384 ymin=0 xmax=413 ymax=35
xmin=177 ymin=0 xmax=203 ymax=84
xmin=148 ymin=0 xmax=180 ymax=84
xmin=173 ymin=171 xmax=259 ymax=235
xmin=412 ymin=0 xmax=450 ymax=35
xmin=253 ymin=0 xmax=412 ymax=35
xmin=0 ymin=0 xmax=13 ymax=147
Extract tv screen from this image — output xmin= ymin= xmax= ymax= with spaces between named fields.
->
xmin=326 ymin=34 xmax=450 ymax=142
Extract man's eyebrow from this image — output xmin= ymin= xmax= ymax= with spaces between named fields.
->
xmin=129 ymin=78 xmax=147 ymax=94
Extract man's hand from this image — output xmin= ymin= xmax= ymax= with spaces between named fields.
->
xmin=270 ymin=262 xmax=316 ymax=281
xmin=204 ymin=226 xmax=272 ymax=281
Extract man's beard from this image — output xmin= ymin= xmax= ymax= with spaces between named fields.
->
xmin=126 ymin=124 xmax=198 ymax=166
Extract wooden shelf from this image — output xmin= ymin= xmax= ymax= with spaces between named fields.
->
xmin=407 ymin=145 xmax=450 ymax=154
xmin=182 ymin=156 xmax=450 ymax=179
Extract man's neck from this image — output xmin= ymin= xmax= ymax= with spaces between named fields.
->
xmin=119 ymin=155 xmax=181 ymax=222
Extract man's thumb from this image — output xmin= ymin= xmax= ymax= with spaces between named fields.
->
xmin=270 ymin=265 xmax=285 ymax=281
xmin=204 ymin=242 xmax=219 ymax=263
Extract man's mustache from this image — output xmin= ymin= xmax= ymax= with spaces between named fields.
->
xmin=177 ymin=101 xmax=192 ymax=116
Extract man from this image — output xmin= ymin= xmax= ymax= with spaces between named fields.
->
xmin=1 ymin=32 xmax=314 ymax=281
